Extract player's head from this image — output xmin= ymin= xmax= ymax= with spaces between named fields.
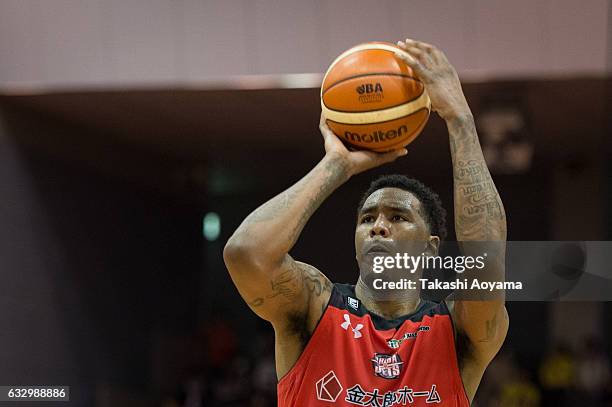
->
xmin=355 ymin=174 xmax=447 ymax=260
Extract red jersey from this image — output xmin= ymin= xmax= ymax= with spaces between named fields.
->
xmin=277 ymin=284 xmax=469 ymax=406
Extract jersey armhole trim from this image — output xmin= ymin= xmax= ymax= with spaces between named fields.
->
xmin=276 ymin=284 xmax=335 ymax=385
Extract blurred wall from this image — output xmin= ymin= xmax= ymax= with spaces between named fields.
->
xmin=0 ymin=107 xmax=204 ymax=405
xmin=0 ymin=0 xmax=609 ymax=87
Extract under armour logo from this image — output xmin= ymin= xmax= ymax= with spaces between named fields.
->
xmin=341 ymin=314 xmax=363 ymax=339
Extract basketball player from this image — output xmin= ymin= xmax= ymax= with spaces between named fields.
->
xmin=224 ymin=39 xmax=508 ymax=406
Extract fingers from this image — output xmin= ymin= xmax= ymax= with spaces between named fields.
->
xmin=394 ymin=49 xmax=426 ymax=77
xmin=319 ymin=113 xmax=334 ymax=139
xmin=395 ymin=42 xmax=430 ymax=78
xmin=394 ymin=42 xmax=419 ymax=62
xmin=399 ymin=38 xmax=436 ymax=59
xmin=397 ymin=38 xmax=443 ymax=70
xmin=320 ymin=110 xmax=408 ymax=168
xmin=401 ymin=38 xmax=435 ymax=52
xmin=377 ymin=148 xmax=408 ymax=164
xmin=319 ymin=112 xmax=326 ymax=129
xmin=397 ymin=41 xmax=430 ymax=62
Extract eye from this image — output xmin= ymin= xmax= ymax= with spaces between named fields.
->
xmin=391 ymin=214 xmax=407 ymax=222
xmin=360 ymin=215 xmax=374 ymax=224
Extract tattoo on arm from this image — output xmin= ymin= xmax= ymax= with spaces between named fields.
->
xmin=247 ymin=262 xmax=332 ymax=310
xmin=245 ymin=185 xmax=305 ymax=224
xmin=231 ymin=156 xmax=344 ymax=320
xmin=479 ymin=310 xmax=499 ymax=343
xmin=240 ymin=157 xmax=349 ymax=253
xmin=248 ymin=297 xmax=264 ymax=307
xmin=447 ymin=119 xmax=509 ymax=361
xmin=477 ymin=307 xmax=509 ymax=343
xmin=449 ymin=116 xmax=507 ymax=241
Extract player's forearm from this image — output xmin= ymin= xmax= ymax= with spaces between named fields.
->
xmin=447 ymin=113 xmax=507 ymax=242
xmin=225 ymin=153 xmax=350 ymax=269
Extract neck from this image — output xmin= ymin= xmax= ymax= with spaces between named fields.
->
xmin=355 ymin=278 xmax=421 ymax=320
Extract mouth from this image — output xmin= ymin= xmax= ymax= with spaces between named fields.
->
xmin=364 ymin=241 xmax=395 ymax=255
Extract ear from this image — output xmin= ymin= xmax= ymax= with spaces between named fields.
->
xmin=425 ymin=235 xmax=440 ymax=256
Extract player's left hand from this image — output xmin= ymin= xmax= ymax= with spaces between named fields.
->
xmin=395 ymin=39 xmax=471 ymax=121
xmin=319 ymin=113 xmax=407 ymax=177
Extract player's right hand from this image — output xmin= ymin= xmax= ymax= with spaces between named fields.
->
xmin=319 ymin=113 xmax=407 ymax=176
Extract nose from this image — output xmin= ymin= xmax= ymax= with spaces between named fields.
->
xmin=370 ymin=215 xmax=390 ymax=238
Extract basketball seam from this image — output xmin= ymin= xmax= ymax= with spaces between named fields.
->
xmin=322 ymin=72 xmax=421 ymax=94
xmin=328 ymin=108 xmax=430 ymax=152
xmin=374 ymin=110 xmax=430 ymax=151
xmin=322 ymin=92 xmax=430 ymax=124
xmin=325 ymin=107 xmax=429 ymax=127
xmin=322 ymin=82 xmax=424 ymax=114
xmin=321 ymin=43 xmax=413 ymax=94
xmin=329 ymin=108 xmax=430 ymax=152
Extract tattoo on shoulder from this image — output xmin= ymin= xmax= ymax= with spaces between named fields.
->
xmin=300 ymin=263 xmax=330 ymax=297
xmin=247 ymin=262 xmax=332 ymax=309
xmin=267 ymin=265 xmax=304 ymax=300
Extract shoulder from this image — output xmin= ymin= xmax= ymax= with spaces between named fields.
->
xmin=275 ymin=261 xmax=334 ymax=335
xmin=273 ymin=265 xmax=334 ymax=379
xmin=446 ymin=299 xmax=508 ymax=401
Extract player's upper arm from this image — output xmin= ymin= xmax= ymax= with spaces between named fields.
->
xmin=449 ymin=241 xmax=509 ymax=363
xmin=448 ymin=299 xmax=509 ymax=364
xmin=223 ymin=243 xmax=331 ymax=326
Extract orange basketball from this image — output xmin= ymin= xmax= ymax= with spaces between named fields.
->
xmin=321 ymin=42 xmax=431 ymax=152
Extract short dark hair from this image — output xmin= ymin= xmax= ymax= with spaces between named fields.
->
xmin=357 ymin=174 xmax=448 ymax=240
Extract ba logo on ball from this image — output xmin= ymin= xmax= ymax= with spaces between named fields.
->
xmin=356 ymin=83 xmax=383 ymax=94
xmin=371 ymin=353 xmax=403 ymax=379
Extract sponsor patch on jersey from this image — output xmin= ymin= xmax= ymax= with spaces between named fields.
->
xmin=347 ymin=296 xmax=359 ymax=310
xmin=387 ymin=326 xmax=430 ymax=349
xmin=371 ymin=353 xmax=403 ymax=379
xmin=344 ymin=383 xmax=442 ymax=405
xmin=315 ymin=370 xmax=343 ymax=402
